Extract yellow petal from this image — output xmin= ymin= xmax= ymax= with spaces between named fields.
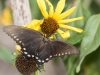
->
xmin=34 ymin=25 xmax=41 ymax=31
xmin=57 ymin=29 xmax=70 ymax=38
xmin=57 ymin=7 xmax=76 ymax=20
xmin=59 ymin=24 xmax=83 ymax=33
xmin=49 ymin=35 xmax=53 ymax=39
xmin=22 ymin=20 xmax=42 ymax=31
xmin=53 ymin=0 xmax=65 ymax=20
xmin=65 ymin=30 xmax=70 ymax=38
xmin=27 ymin=20 xmax=41 ymax=27
xmin=45 ymin=0 xmax=54 ymax=17
xmin=15 ymin=45 xmax=22 ymax=52
xmin=37 ymin=0 xmax=48 ymax=18
xmin=58 ymin=16 xmax=84 ymax=24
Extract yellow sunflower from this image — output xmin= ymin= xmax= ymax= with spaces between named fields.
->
xmin=23 ymin=0 xmax=83 ymax=38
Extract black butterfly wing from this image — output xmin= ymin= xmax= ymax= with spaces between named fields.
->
xmin=3 ymin=25 xmax=80 ymax=66
xmin=3 ymin=25 xmax=44 ymax=57
xmin=35 ymin=40 xmax=80 ymax=65
xmin=51 ymin=40 xmax=80 ymax=55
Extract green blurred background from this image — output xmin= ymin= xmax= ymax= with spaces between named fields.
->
xmin=0 ymin=0 xmax=100 ymax=75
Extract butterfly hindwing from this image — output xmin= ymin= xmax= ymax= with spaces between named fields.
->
xmin=35 ymin=40 xmax=80 ymax=65
xmin=51 ymin=40 xmax=80 ymax=55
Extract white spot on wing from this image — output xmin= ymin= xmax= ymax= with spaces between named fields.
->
xmin=69 ymin=52 xmax=70 ymax=54
xmin=12 ymin=34 xmax=14 ymax=36
xmin=46 ymin=58 xmax=49 ymax=61
xmin=23 ymin=48 xmax=26 ymax=50
xmin=36 ymin=57 xmax=38 ymax=59
xmin=42 ymin=60 xmax=44 ymax=63
xmin=50 ymin=55 xmax=52 ymax=58
xmin=27 ymin=54 xmax=31 ymax=57
xmin=55 ymin=54 xmax=57 ymax=56
xmin=62 ymin=53 xmax=64 ymax=55
xmin=24 ymin=52 xmax=27 ymax=54
xmin=14 ymin=36 xmax=17 ymax=38
xmin=65 ymin=52 xmax=67 ymax=54
xmin=22 ymin=43 xmax=24 ymax=46
xmin=19 ymin=41 xmax=22 ymax=43
xmin=16 ymin=39 xmax=19 ymax=41
xmin=32 ymin=55 xmax=34 ymax=57
xmin=59 ymin=54 xmax=61 ymax=56
xmin=38 ymin=60 xmax=41 ymax=62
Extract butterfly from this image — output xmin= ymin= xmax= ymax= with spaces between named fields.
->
xmin=3 ymin=25 xmax=80 ymax=65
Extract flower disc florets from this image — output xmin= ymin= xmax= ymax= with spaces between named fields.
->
xmin=40 ymin=17 xmax=59 ymax=36
xmin=15 ymin=54 xmax=37 ymax=75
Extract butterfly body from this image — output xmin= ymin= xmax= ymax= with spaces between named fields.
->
xmin=3 ymin=25 xmax=80 ymax=65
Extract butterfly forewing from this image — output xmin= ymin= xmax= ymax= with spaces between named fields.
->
xmin=3 ymin=25 xmax=43 ymax=38
xmin=3 ymin=25 xmax=44 ymax=57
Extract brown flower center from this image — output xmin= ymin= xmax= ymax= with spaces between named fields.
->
xmin=15 ymin=54 xmax=37 ymax=75
xmin=40 ymin=17 xmax=59 ymax=37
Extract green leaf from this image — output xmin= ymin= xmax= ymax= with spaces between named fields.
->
xmin=33 ymin=71 xmax=38 ymax=75
xmin=69 ymin=0 xmax=91 ymax=29
xmin=38 ymin=65 xmax=45 ymax=72
xmin=64 ymin=56 xmax=80 ymax=75
xmin=82 ymin=0 xmax=92 ymax=9
xmin=76 ymin=14 xmax=100 ymax=72
xmin=66 ymin=32 xmax=86 ymax=45
xmin=81 ymin=46 xmax=100 ymax=75
xmin=0 ymin=46 xmax=15 ymax=63
xmin=62 ymin=1 xmax=91 ymax=75
xmin=29 ymin=0 xmax=43 ymax=19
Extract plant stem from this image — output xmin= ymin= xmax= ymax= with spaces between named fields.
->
xmin=10 ymin=0 xmax=32 ymax=25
